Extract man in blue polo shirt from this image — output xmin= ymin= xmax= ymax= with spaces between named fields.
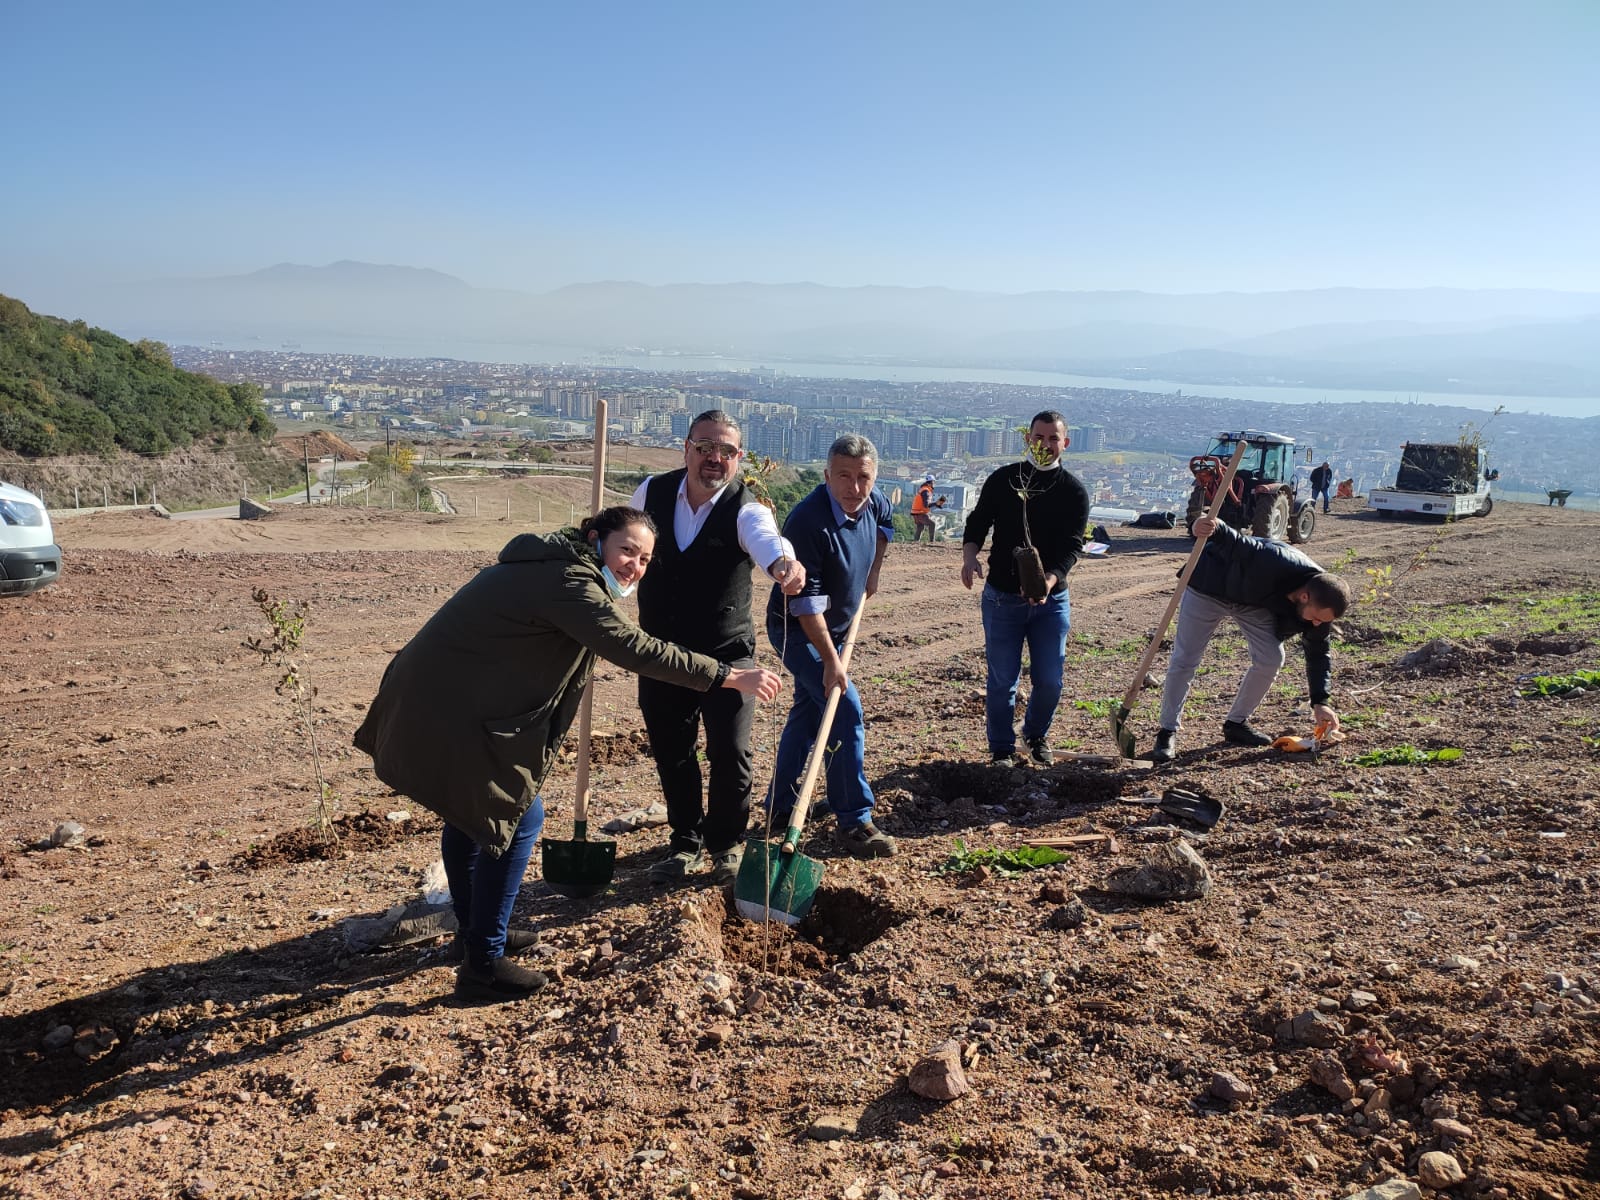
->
xmin=764 ymin=433 xmax=896 ymax=858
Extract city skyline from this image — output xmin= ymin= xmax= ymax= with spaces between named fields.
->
xmin=2 ymin=1 xmax=1597 ymax=303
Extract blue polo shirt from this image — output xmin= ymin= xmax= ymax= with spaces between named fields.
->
xmin=766 ymin=485 xmax=893 ymax=643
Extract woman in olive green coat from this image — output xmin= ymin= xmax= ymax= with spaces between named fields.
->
xmin=355 ymin=507 xmax=781 ymax=1002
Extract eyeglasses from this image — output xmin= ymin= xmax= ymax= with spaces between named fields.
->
xmin=688 ymin=440 xmax=742 ymax=459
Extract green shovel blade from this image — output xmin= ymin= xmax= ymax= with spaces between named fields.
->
xmin=1110 ymin=703 xmax=1137 ymax=759
xmin=541 ymin=828 xmax=616 ymax=899
xmin=732 ymin=836 xmax=824 ymax=926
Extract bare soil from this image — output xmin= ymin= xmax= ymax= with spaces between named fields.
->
xmin=2 ymin=498 xmax=1597 ymax=1200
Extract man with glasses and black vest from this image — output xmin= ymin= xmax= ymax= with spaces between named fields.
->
xmin=631 ymin=410 xmax=807 ymax=886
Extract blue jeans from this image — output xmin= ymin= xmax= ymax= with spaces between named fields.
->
xmin=982 ymin=584 xmax=1071 ymax=753
xmin=1312 ymin=485 xmax=1331 ymax=513
xmin=764 ymin=621 xmax=875 ymax=830
xmin=440 ymin=797 xmax=544 ymax=969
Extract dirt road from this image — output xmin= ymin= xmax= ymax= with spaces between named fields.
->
xmin=2 ymin=498 xmax=1596 ymax=1199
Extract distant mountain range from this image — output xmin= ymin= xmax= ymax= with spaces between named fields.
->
xmin=29 ymin=261 xmax=1600 ymax=396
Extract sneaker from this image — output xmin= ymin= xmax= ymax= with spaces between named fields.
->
xmin=1222 ymin=719 xmax=1272 ymax=747
xmin=709 ymin=844 xmax=744 ymax=887
xmin=990 ymin=748 xmax=1022 ymax=768
xmin=835 ymin=821 xmax=897 ymax=859
xmin=455 ymin=957 xmax=549 ymax=1004
xmin=1149 ymin=728 xmax=1177 ymax=764
xmin=446 ymin=928 xmax=539 ymax=964
xmin=648 ymin=848 xmax=705 ymax=885
xmin=1026 ymin=738 xmax=1053 ymax=768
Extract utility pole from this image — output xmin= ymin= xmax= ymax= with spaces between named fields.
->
xmin=303 ymin=437 xmax=313 ymax=505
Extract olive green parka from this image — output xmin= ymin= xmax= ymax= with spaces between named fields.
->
xmin=353 ymin=530 xmax=721 ymax=857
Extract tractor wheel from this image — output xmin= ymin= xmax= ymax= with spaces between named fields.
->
xmin=1477 ymin=495 xmax=1494 ymax=517
xmin=1252 ymin=493 xmax=1290 ymax=540
xmin=1184 ymin=484 xmax=1206 ymax=535
xmin=1289 ymin=503 xmax=1316 ymax=544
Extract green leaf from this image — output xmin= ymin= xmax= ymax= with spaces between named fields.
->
xmin=1520 ymin=668 xmax=1600 ymax=698
xmin=936 ymin=841 xmax=1069 ymax=878
xmin=1353 ymin=744 xmax=1463 ymax=767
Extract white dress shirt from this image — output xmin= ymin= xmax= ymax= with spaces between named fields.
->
xmin=629 ymin=476 xmax=794 ymax=575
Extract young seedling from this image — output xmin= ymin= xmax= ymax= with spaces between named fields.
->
xmin=1008 ymin=426 xmax=1057 ymax=601
xmin=741 ymin=453 xmax=783 ymax=511
xmin=244 ymin=588 xmax=339 ymax=841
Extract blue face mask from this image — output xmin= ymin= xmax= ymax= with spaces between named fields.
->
xmin=600 ymin=562 xmax=636 ymax=600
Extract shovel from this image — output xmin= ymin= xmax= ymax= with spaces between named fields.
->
xmin=542 ymin=400 xmax=618 ymax=898
xmin=1110 ymin=441 xmax=1248 ymax=759
xmin=734 ymin=600 xmax=868 ymax=925
xmin=1121 ymin=787 xmax=1225 ymax=830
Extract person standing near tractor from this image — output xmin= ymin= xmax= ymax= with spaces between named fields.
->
xmin=910 ymin=473 xmax=945 ymax=543
xmin=1147 ymin=515 xmax=1350 ymax=764
xmin=960 ymin=410 xmax=1091 ymax=768
xmin=631 ymin=410 xmax=808 ymax=888
xmin=764 ymin=433 xmax=897 ymax=859
xmin=1310 ymin=461 xmax=1334 ymax=513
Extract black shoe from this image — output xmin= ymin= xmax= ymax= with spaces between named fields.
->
xmin=834 ymin=821 xmax=898 ymax=859
xmin=446 ymin=928 xmax=539 ymax=964
xmin=990 ymin=748 xmax=1022 ymax=768
xmin=648 ymin=848 xmax=705 ymax=885
xmin=1149 ymin=728 xmax=1177 ymax=764
xmin=455 ymin=956 xmax=549 ymax=1003
xmin=709 ymin=844 xmax=744 ymax=887
xmin=1222 ymin=720 xmax=1272 ymax=747
xmin=1026 ymin=738 xmax=1053 ymax=767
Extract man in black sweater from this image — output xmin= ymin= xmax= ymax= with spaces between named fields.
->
xmin=961 ymin=410 xmax=1091 ymax=767
xmin=1149 ymin=515 xmax=1350 ymax=763
xmin=631 ymin=410 xmax=806 ymax=885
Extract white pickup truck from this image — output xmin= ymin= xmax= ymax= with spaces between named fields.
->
xmin=0 ymin=480 xmax=63 ymax=594
xmin=1368 ymin=442 xmax=1498 ymax=519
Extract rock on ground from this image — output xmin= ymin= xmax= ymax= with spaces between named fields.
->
xmin=909 ymin=1040 xmax=970 ymax=1101
xmin=1105 ymin=838 xmax=1213 ymax=901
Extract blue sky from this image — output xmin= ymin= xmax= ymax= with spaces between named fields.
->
xmin=2 ymin=0 xmax=1596 ymax=298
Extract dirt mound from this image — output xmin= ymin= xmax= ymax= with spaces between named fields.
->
xmin=232 ymin=808 xmax=439 ymax=869
xmin=1395 ymin=636 xmax=1490 ymax=674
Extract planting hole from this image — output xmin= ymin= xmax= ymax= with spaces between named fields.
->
xmin=718 ymin=886 xmax=907 ymax=977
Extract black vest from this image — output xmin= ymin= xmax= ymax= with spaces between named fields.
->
xmin=636 ymin=470 xmax=757 ymax=661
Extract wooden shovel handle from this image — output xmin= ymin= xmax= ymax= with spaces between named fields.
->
xmin=1119 ymin=440 xmax=1249 ymax=712
xmin=572 ymin=399 xmax=610 ymax=830
xmin=783 ymin=599 xmax=868 ymax=850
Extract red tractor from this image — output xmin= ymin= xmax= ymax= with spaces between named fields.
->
xmin=1185 ymin=430 xmax=1316 ymax=544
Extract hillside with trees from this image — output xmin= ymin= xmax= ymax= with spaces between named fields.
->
xmin=0 ymin=293 xmax=273 ymax=456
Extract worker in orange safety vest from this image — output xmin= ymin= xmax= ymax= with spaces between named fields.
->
xmin=911 ymin=473 xmax=945 ymax=543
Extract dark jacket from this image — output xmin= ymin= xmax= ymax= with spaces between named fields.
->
xmin=353 ymin=530 xmax=721 ymax=857
xmin=636 ymin=469 xmax=757 ymax=661
xmin=962 ymin=462 xmax=1090 ymax=596
xmin=1187 ymin=521 xmax=1335 ymax=704
xmin=1310 ymin=464 xmax=1333 ymax=491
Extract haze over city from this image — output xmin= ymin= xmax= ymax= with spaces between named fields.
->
xmin=3 ymin=2 xmax=1597 ymax=414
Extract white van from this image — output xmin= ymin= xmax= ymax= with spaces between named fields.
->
xmin=0 ymin=480 xmax=62 ymax=595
